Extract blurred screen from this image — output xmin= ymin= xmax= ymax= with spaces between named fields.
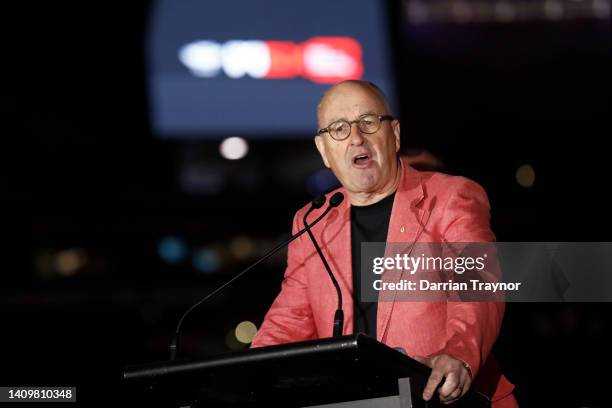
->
xmin=147 ymin=0 xmax=397 ymax=139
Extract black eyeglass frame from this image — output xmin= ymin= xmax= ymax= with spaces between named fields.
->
xmin=316 ymin=114 xmax=395 ymax=141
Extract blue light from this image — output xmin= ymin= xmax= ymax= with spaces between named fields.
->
xmin=193 ymin=249 xmax=221 ymax=274
xmin=158 ymin=236 xmax=188 ymax=264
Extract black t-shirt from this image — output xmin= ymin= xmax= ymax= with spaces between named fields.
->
xmin=351 ymin=193 xmax=395 ymax=337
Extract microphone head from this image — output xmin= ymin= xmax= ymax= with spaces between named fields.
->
xmin=311 ymin=194 xmax=326 ymax=209
xmin=329 ymin=192 xmax=344 ymax=207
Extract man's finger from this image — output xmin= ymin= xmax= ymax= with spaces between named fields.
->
xmin=460 ymin=371 xmax=472 ymax=398
xmin=441 ymin=371 xmax=471 ymax=404
xmin=440 ymin=387 xmax=463 ymax=405
xmin=439 ymin=372 xmax=459 ymax=399
xmin=422 ymin=369 xmax=444 ymax=401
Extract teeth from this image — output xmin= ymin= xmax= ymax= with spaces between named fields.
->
xmin=354 ymin=154 xmax=369 ymax=164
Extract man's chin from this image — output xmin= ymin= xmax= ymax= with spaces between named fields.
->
xmin=348 ymin=179 xmax=380 ymax=195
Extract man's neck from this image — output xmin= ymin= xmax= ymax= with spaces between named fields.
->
xmin=349 ymin=163 xmax=402 ymax=207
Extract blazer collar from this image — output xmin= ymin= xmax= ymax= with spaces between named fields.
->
xmin=387 ymin=158 xmax=426 ymax=243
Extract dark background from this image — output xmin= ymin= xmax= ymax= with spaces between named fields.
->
xmin=2 ymin=1 xmax=610 ymax=407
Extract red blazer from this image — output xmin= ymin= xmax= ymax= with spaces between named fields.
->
xmin=252 ymin=159 xmax=517 ymax=407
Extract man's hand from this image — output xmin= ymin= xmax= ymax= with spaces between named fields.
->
xmin=413 ymin=354 xmax=472 ymax=405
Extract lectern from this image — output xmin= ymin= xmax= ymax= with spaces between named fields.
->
xmin=124 ymin=334 xmax=490 ymax=408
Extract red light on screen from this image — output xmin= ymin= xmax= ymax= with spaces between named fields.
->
xmin=264 ymin=41 xmax=302 ymax=79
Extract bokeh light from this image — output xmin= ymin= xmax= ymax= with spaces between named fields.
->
xmin=192 ymin=248 xmax=221 ymax=273
xmin=229 ymin=236 xmax=256 ymax=261
xmin=235 ymin=321 xmax=258 ymax=344
xmin=158 ymin=236 xmax=188 ymax=265
xmin=54 ymin=248 xmax=88 ymax=276
xmin=219 ymin=137 xmax=249 ymax=160
xmin=516 ymin=164 xmax=536 ymax=188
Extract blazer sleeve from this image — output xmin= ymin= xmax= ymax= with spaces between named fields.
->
xmin=434 ymin=177 xmax=504 ymax=379
xmin=251 ymin=211 xmax=317 ymax=348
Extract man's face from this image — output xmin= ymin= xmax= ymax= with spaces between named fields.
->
xmin=315 ymin=83 xmax=401 ymax=199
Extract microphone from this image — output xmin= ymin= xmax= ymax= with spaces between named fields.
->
xmin=303 ymin=191 xmax=345 ymax=337
xmin=168 ymin=195 xmax=333 ymax=361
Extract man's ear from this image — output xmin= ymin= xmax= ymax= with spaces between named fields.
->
xmin=314 ymin=135 xmax=331 ymax=168
xmin=392 ymin=119 xmax=401 ymax=152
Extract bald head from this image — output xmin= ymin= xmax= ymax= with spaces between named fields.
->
xmin=317 ymin=80 xmax=392 ymax=127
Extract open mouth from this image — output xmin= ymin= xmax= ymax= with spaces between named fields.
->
xmin=352 ymin=153 xmax=371 ymax=167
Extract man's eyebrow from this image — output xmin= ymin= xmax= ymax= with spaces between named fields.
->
xmin=321 ymin=116 xmax=345 ymax=128
xmin=324 ymin=111 xmax=379 ymax=126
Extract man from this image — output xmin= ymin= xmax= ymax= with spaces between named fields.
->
xmin=251 ymin=80 xmax=517 ymax=407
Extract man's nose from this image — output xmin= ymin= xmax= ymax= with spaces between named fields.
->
xmin=348 ymin=123 xmax=366 ymax=145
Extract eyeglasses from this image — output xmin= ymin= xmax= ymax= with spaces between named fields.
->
xmin=317 ymin=114 xmax=395 ymax=141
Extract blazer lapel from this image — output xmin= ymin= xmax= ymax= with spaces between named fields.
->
xmin=377 ymin=161 xmax=430 ymax=341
